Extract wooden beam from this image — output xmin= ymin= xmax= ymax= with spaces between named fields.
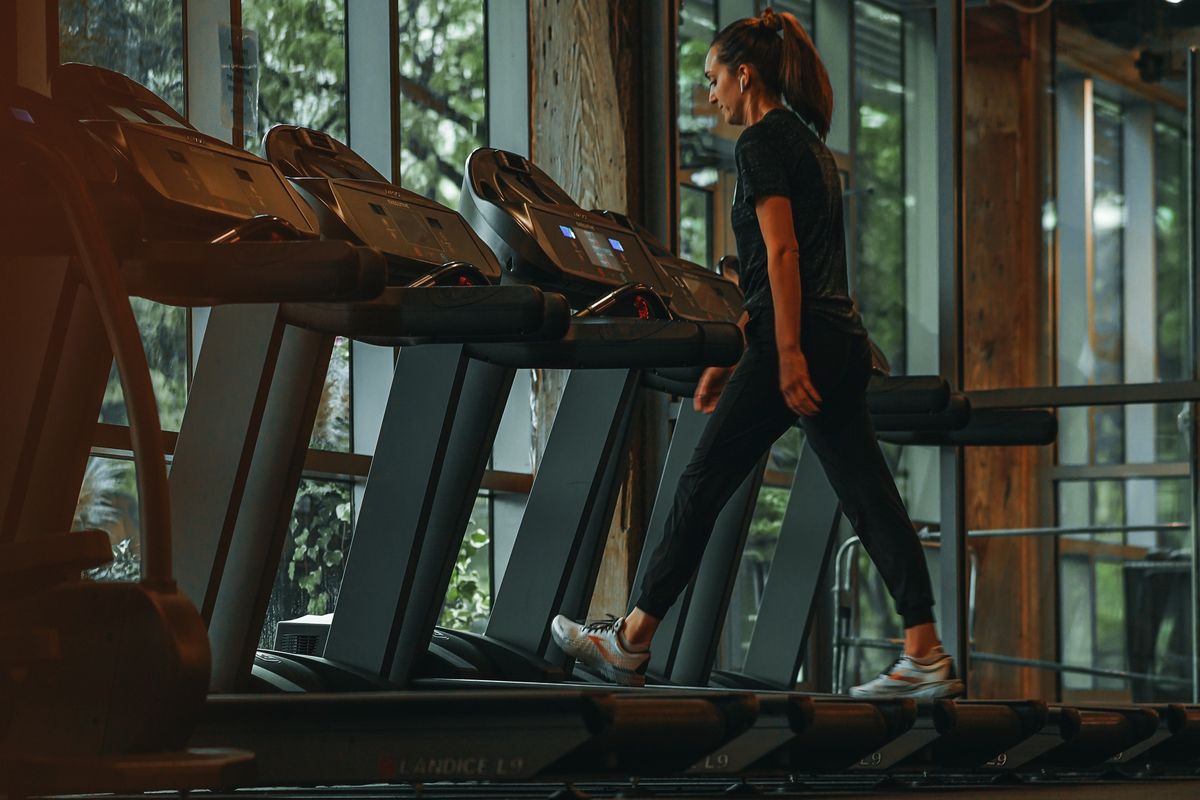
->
xmin=962 ymin=7 xmax=1056 ymax=700
xmin=1056 ymin=21 xmax=1185 ymax=111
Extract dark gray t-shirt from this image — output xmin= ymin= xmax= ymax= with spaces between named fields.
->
xmin=731 ymin=108 xmax=865 ymax=336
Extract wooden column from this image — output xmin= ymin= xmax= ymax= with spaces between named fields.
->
xmin=529 ymin=0 xmax=658 ymax=617
xmin=962 ymin=8 xmax=1056 ymax=699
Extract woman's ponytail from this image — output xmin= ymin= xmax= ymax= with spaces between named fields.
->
xmin=776 ymin=11 xmax=833 ymax=140
xmin=712 ymin=6 xmax=834 ymax=140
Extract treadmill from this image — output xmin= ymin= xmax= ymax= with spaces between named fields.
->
xmin=264 ymin=143 xmax=745 ymax=691
xmin=33 ymin=69 xmax=764 ymax=791
xmin=0 ymin=73 xmax=393 ymax=792
xmin=148 ymin=128 xmax=761 ymax=785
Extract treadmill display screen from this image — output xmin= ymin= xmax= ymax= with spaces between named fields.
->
xmin=123 ymin=125 xmax=311 ymax=228
xmin=336 ymin=184 xmax=497 ymax=276
xmin=576 ymin=228 xmax=622 ymax=275
xmin=540 ymin=211 xmax=658 ymax=288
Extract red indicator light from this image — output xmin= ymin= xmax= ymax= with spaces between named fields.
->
xmin=458 ymin=275 xmax=474 ymax=286
xmin=635 ymin=295 xmax=651 ymax=320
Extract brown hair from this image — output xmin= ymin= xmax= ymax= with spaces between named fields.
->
xmin=711 ymin=7 xmax=834 ymax=140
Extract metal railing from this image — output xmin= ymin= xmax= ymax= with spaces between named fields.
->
xmin=831 ymin=524 xmax=1194 ymax=696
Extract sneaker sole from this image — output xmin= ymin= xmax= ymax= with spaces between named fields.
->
xmin=551 ymin=626 xmax=646 ymax=688
xmin=849 ymin=678 xmax=965 ymax=700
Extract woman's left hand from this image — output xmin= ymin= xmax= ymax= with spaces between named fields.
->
xmin=779 ymin=348 xmax=821 ymax=417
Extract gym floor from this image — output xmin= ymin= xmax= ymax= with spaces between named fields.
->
xmin=91 ymin=777 xmax=1200 ymax=799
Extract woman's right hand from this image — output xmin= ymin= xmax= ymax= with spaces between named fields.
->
xmin=694 ymin=365 xmax=735 ymax=414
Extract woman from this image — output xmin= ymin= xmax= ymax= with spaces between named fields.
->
xmin=552 ymin=7 xmax=962 ymax=699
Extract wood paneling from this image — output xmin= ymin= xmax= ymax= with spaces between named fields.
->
xmin=529 ymin=0 xmax=652 ymax=617
xmin=963 ymin=8 xmax=1056 ymax=700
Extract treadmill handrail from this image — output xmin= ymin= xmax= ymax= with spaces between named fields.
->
xmin=575 ymin=282 xmax=673 ymax=320
xmin=9 ymin=100 xmax=174 ymax=586
xmin=126 ymin=240 xmax=388 ymax=306
xmin=408 ymin=260 xmax=491 ymax=288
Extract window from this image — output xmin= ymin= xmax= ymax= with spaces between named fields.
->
xmin=396 ymin=0 xmax=488 ymax=206
xmin=60 ymin=0 xmax=189 ymax=432
xmin=241 ymin=0 xmax=348 ymax=154
xmin=1050 ymin=63 xmax=1193 ymax=699
xmin=853 ymin=1 xmax=906 ymax=374
xmin=260 ymin=478 xmax=353 ymax=647
xmin=59 ymin=0 xmax=184 ymax=114
xmin=75 ymin=456 xmax=139 ymax=582
xmin=60 ymin=2 xmax=499 ymax=645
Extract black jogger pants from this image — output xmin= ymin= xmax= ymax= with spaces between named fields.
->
xmin=634 ymin=310 xmax=936 ymax=630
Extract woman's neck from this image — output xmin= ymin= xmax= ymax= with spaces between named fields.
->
xmin=742 ymin=94 xmax=786 ymax=127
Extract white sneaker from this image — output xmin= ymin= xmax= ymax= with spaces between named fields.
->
xmin=849 ymin=646 xmax=965 ymax=699
xmin=550 ymin=615 xmax=650 ymax=687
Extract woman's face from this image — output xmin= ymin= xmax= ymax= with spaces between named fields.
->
xmin=705 ymin=46 xmax=744 ymax=125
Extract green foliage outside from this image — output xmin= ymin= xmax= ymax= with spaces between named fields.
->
xmin=677 ymin=1 xmax=716 ymax=140
xmin=439 ymin=523 xmax=492 ymax=632
xmin=680 ymin=185 xmax=712 ymax=270
xmin=396 ymin=0 xmax=487 ymax=205
xmin=59 ymin=0 xmax=185 ymax=114
xmin=242 ymin=0 xmax=347 ymax=153
xmin=1155 ymin=123 xmax=1189 ymax=466
xmin=99 ymin=299 xmax=188 ymax=431
xmin=853 ymin=4 xmax=906 ymax=375
xmin=854 ymin=100 xmax=905 ymax=374
xmin=285 ymin=481 xmax=352 ymax=616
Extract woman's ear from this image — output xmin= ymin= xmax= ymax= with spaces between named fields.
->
xmin=737 ymin=64 xmax=751 ymax=93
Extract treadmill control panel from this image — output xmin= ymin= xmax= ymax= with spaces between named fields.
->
xmin=461 ymin=148 xmax=673 ymax=305
xmin=331 ymin=182 xmax=500 ymax=278
xmin=265 ymin=125 xmax=503 ymax=280
xmin=658 ymin=261 xmax=744 ymax=323
xmin=531 ymin=209 xmax=656 ymax=288
xmin=52 ymin=64 xmax=320 ymax=237
xmin=592 ymin=209 xmax=744 ymax=324
xmin=114 ymin=124 xmax=314 ymax=231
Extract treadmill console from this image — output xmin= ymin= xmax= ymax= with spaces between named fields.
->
xmin=266 ymin=125 xmax=503 ymax=282
xmin=460 ymin=148 xmax=672 ymax=307
xmin=595 ymin=210 xmax=744 ymax=323
xmin=658 ymin=263 xmax=744 ymax=323
xmin=50 ymin=64 xmax=320 ymax=240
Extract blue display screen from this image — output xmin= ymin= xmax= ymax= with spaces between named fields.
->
xmin=559 ymin=225 xmax=577 ymax=239
xmin=608 ymin=238 xmax=624 ymax=252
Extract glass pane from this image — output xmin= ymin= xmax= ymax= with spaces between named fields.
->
xmin=310 ymin=336 xmax=351 ymax=453
xmin=73 ymin=456 xmax=140 ymax=582
xmin=1059 ymin=554 xmax=1093 ymax=691
xmin=717 ymin=483 xmax=791 ymax=672
xmin=397 ymin=0 xmax=487 ymax=206
xmin=854 ymin=1 xmax=906 ymax=374
xmin=59 ymin=0 xmax=185 ymax=115
xmin=766 ymin=0 xmax=814 ymax=29
xmin=98 ymin=298 xmax=188 ymax=431
xmin=261 ymin=478 xmax=353 ymax=647
xmin=679 ymin=0 xmax=718 ymax=145
xmin=1155 ymin=120 xmax=1188 ymax=381
xmin=241 ymin=0 xmax=348 ymax=154
xmin=1093 ymin=558 xmax=1126 ymax=691
xmin=441 ymin=492 xmax=493 ymax=633
xmin=680 ymin=184 xmax=713 ymax=269
xmin=61 ymin=7 xmax=189 ymax=432
xmin=717 ymin=427 xmax=804 ymax=672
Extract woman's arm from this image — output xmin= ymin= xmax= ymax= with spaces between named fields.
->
xmin=755 ymin=195 xmax=821 ymax=416
xmin=694 ymin=309 xmax=749 ymax=414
